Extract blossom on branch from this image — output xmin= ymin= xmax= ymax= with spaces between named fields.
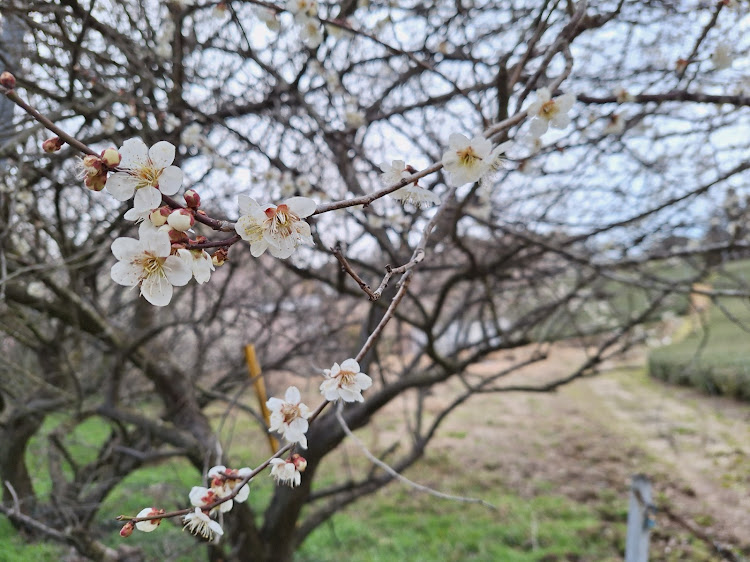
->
xmin=189 ymin=485 xmax=232 ymax=514
xmin=110 ymin=229 xmax=191 ymax=306
xmin=442 ymin=134 xmax=506 ymax=186
xmin=183 ymin=508 xmax=223 ymax=542
xmin=178 ymin=248 xmax=214 ymax=284
xmin=320 ymin=358 xmax=372 ymax=402
xmin=207 ymin=465 xmax=253 ymax=504
xmin=267 ymin=386 xmax=311 ymax=448
xmin=134 ymin=507 xmax=164 ymax=532
xmin=106 ymin=139 xmax=183 ymax=212
xmin=235 ymin=195 xmax=316 ymax=259
xmin=526 ymin=88 xmax=576 ymax=138
xmin=269 ymin=455 xmax=306 ymax=487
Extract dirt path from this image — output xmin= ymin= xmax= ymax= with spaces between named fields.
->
xmin=426 ymin=343 xmax=750 ymax=559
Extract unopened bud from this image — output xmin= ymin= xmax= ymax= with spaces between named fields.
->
xmin=167 ymin=208 xmax=195 ymax=232
xmin=0 ymin=71 xmax=16 ymax=90
xmin=82 ymin=154 xmax=103 ymax=176
xmin=100 ymin=147 xmax=121 ymax=168
xmin=120 ymin=521 xmax=135 ymax=538
xmin=149 ymin=206 xmax=171 ymax=227
xmin=42 ymin=137 xmax=64 ymax=153
xmin=212 ymin=247 xmax=228 ymax=266
xmin=184 ymin=189 xmax=201 ymax=209
xmin=291 ymin=454 xmax=307 ymax=472
xmin=158 ymin=224 xmax=189 ymax=244
xmin=85 ymin=173 xmax=107 ymax=191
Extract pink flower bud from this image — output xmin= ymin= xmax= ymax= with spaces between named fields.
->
xmin=42 ymin=137 xmax=64 ymax=153
xmin=120 ymin=521 xmax=135 ymax=538
xmin=84 ymin=172 xmax=107 ymax=191
xmin=291 ymin=454 xmax=307 ymax=473
xmin=159 ymin=224 xmax=189 ymax=244
xmin=0 ymin=71 xmax=16 ymax=90
xmin=81 ymin=155 xmax=103 ymax=176
xmin=100 ymin=147 xmax=121 ymax=168
xmin=149 ymin=206 xmax=171 ymax=227
xmin=167 ymin=208 xmax=195 ymax=232
xmin=184 ymin=189 xmax=201 ymax=209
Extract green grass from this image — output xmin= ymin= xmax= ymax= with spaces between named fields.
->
xmin=297 ymin=487 xmax=622 ymax=562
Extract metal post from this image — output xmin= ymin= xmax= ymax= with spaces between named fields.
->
xmin=625 ymin=474 xmax=653 ymax=562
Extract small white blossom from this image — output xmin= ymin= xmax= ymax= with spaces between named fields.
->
xmin=178 ymin=248 xmax=214 ymax=284
xmin=106 ymin=139 xmax=183 ymax=212
xmin=255 ymin=6 xmax=280 ymax=31
xmin=135 ymin=507 xmax=163 ymax=532
xmin=181 ymin=123 xmax=202 ymax=146
xmin=526 ymin=88 xmax=576 ymax=138
xmin=320 ymin=358 xmax=372 ymax=402
xmin=183 ymin=508 xmax=223 ymax=542
xmin=345 ymin=109 xmax=366 ymax=129
xmin=190 ymin=485 xmax=232 ymax=514
xmin=298 ymin=16 xmax=323 ymax=48
xmin=267 ymin=386 xmax=311 ymax=448
xmin=711 ymin=43 xmax=733 ymax=70
xmin=380 ymin=160 xmax=411 ymax=186
xmin=390 ymin=184 xmax=441 ymax=208
xmin=110 ymin=229 xmax=191 ymax=306
xmin=208 ymin=466 xmax=253 ymax=504
xmin=269 ymin=458 xmax=302 ymax=487
xmin=441 ymin=134 xmax=499 ymax=186
xmin=286 ymin=0 xmax=318 ymax=17
xmin=235 ymin=196 xmax=316 ymax=259
xmin=26 ymin=281 xmax=46 ymax=299
xmin=603 ymin=113 xmax=626 ymax=135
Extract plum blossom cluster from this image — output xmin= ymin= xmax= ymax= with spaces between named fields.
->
xmin=119 ymin=360 xmax=372 ymax=541
xmin=380 ymin=160 xmax=441 ymax=207
xmin=441 ymin=134 xmax=511 ymax=187
xmin=525 ymin=87 xmax=576 ymax=139
xmin=286 ymin=0 xmax=323 ymax=48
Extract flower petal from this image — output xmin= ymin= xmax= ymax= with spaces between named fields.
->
xmin=284 ymin=386 xmax=301 ymax=403
xmin=340 ymin=358 xmax=360 ymax=373
xmin=149 ymin=141 xmax=176 ymax=168
xmin=119 ymin=138 xmax=149 ymax=169
xmin=105 ymin=173 xmax=137 ymax=201
xmin=134 ymin=186 xmax=163 ymax=212
xmin=164 ymin=255 xmax=192 ymax=286
xmin=284 ymin=196 xmax=316 ymax=218
xmin=141 ymin=273 xmax=173 ymax=306
xmin=111 ymin=237 xmax=140 ymax=260
xmin=158 ymin=165 xmax=183 ymax=195
xmin=111 ymin=261 xmax=141 ymax=287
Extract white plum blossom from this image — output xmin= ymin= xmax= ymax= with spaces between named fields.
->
xmin=110 ymin=229 xmax=191 ymax=306
xmin=299 ymin=16 xmax=323 ymax=48
xmin=255 ymin=6 xmax=280 ymax=31
xmin=345 ymin=109 xmax=366 ymax=129
xmin=181 ymin=123 xmax=202 ymax=146
xmin=441 ymin=134 xmax=505 ymax=186
xmin=286 ymin=0 xmax=318 ymax=17
xmin=269 ymin=458 xmax=302 ymax=487
xmin=267 ymin=386 xmax=311 ymax=448
xmin=526 ymin=87 xmax=576 ymax=138
xmin=178 ymin=248 xmax=214 ymax=284
xmin=380 ymin=160 xmax=410 ymax=186
xmin=190 ymin=485 xmax=233 ymax=514
xmin=207 ymin=465 xmax=253 ymax=504
xmin=320 ymin=358 xmax=372 ymax=402
xmin=235 ymin=195 xmax=316 ymax=259
xmin=391 ymin=184 xmax=441 ymax=208
xmin=603 ymin=113 xmax=626 ymax=135
xmin=106 ymin=139 xmax=183 ymax=212
xmin=711 ymin=43 xmax=733 ymax=70
xmin=135 ymin=507 xmax=163 ymax=532
xmin=183 ymin=508 xmax=223 ymax=541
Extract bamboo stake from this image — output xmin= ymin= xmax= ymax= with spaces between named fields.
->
xmin=244 ymin=344 xmax=279 ymax=454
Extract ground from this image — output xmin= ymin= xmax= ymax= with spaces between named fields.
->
xmin=400 ymin=342 xmax=750 ymax=559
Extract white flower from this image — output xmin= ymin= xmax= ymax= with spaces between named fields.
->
xmin=269 ymin=458 xmax=302 ymax=487
xmin=178 ymin=248 xmax=214 ymax=284
xmin=320 ymin=358 xmax=372 ymax=402
xmin=135 ymin=507 xmax=163 ymax=532
xmin=190 ymin=485 xmax=232 ymax=514
xmin=603 ymin=113 xmax=625 ymax=135
xmin=526 ymin=88 xmax=576 ymax=138
xmin=286 ymin=0 xmax=317 ymax=17
xmin=379 ymin=160 xmax=411 ymax=186
xmin=26 ymin=281 xmax=46 ymax=299
xmin=183 ymin=508 xmax=224 ymax=541
xmin=106 ymin=139 xmax=183 ymax=212
xmin=441 ymin=134 xmax=496 ymax=186
xmin=345 ymin=109 xmax=366 ymax=129
xmin=390 ymin=184 xmax=441 ymax=208
xmin=110 ymin=229 xmax=191 ymax=306
xmin=298 ymin=16 xmax=323 ymax=48
xmin=267 ymin=386 xmax=311 ymax=448
xmin=235 ymin=196 xmax=316 ymax=259
xmin=208 ymin=466 xmax=253 ymax=503
xmin=711 ymin=43 xmax=733 ymax=70
xmin=181 ymin=123 xmax=202 ymax=146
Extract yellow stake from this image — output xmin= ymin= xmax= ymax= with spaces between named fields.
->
xmin=244 ymin=344 xmax=279 ymax=454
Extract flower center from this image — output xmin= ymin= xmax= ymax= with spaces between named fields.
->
xmin=540 ymin=99 xmax=559 ymax=118
xmin=280 ymin=402 xmax=300 ymax=424
xmin=337 ymin=369 xmax=356 ymax=387
xmin=457 ymin=146 xmax=481 ymax=167
xmin=265 ymin=204 xmax=299 ymax=238
xmin=135 ymin=163 xmax=162 ymax=189
xmin=138 ymin=253 xmax=166 ymax=279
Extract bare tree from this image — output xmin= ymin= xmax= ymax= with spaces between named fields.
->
xmin=0 ymin=0 xmax=749 ymax=560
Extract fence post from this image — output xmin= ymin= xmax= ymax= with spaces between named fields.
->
xmin=625 ymin=474 xmax=653 ymax=562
